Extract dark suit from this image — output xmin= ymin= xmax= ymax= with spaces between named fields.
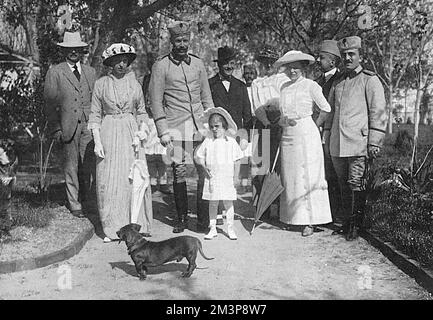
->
xmin=315 ymin=68 xmax=342 ymax=221
xmin=208 ymin=74 xmax=252 ymax=133
xmin=44 ymin=61 xmax=97 ymax=212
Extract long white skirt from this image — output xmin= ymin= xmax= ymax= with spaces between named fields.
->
xmin=279 ymin=117 xmax=332 ymax=225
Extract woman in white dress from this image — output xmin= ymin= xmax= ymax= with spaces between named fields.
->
xmin=88 ymin=43 xmax=152 ymax=242
xmin=272 ymin=50 xmax=332 ymax=236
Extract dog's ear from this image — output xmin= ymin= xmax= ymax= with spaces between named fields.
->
xmin=131 ymin=223 xmax=141 ymax=233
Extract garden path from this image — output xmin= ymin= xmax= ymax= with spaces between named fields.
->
xmin=0 ymin=178 xmax=431 ymax=300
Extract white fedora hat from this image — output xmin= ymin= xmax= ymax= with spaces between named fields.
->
xmin=57 ymin=31 xmax=88 ymax=48
xmin=274 ymin=50 xmax=315 ymax=68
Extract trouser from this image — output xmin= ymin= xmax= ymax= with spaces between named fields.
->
xmin=323 ymin=148 xmax=342 ymax=221
xmin=63 ymin=114 xmax=95 ymax=212
xmin=170 ymin=140 xmax=208 ymax=228
xmin=331 ymin=156 xmax=368 ymax=227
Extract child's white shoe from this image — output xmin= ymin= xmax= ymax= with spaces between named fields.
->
xmin=204 ymin=219 xmax=217 ymax=240
xmin=227 ymin=225 xmax=237 ymax=240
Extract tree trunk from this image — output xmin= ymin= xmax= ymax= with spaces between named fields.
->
xmin=404 ymin=87 xmax=409 ymax=123
xmin=387 ymin=33 xmax=394 ymax=134
xmin=388 ymin=83 xmax=393 ymax=133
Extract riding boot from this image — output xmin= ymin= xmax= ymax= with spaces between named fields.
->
xmin=196 ymin=167 xmax=209 ymax=231
xmin=332 ymin=187 xmax=352 ymax=236
xmin=173 ymin=181 xmax=188 ymax=233
xmin=346 ymin=190 xmax=361 ymax=241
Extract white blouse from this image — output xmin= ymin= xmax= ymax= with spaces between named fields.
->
xmin=279 ymin=76 xmax=331 ymax=120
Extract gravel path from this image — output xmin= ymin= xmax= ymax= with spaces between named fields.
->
xmin=0 ymin=181 xmax=431 ymax=300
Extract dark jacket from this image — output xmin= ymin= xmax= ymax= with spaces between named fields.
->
xmin=208 ymin=74 xmax=252 ymax=131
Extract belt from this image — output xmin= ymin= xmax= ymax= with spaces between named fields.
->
xmin=104 ymin=112 xmax=133 ymax=119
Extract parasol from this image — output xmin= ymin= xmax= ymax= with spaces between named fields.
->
xmin=250 ymin=145 xmax=284 ymax=235
xmin=128 ymin=150 xmax=150 ymax=224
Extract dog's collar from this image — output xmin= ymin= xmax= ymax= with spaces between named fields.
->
xmin=127 ymin=238 xmax=147 ymax=255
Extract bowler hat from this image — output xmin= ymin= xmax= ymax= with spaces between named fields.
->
xmin=319 ymin=40 xmax=341 ymax=58
xmin=102 ymin=43 xmax=136 ymax=66
xmin=213 ymin=46 xmax=236 ymax=63
xmin=274 ymin=50 xmax=315 ymax=68
xmin=57 ymin=31 xmax=88 ymax=48
xmin=338 ymin=36 xmax=362 ymax=51
xmin=168 ymin=21 xmax=191 ymax=38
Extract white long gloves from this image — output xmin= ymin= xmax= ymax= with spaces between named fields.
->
xmin=92 ymin=128 xmax=105 ymax=158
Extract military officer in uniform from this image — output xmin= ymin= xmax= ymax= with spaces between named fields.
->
xmin=149 ymin=21 xmax=214 ymax=233
xmin=323 ymin=36 xmax=387 ymax=241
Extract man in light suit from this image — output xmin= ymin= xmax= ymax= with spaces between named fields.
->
xmin=324 ymin=36 xmax=387 ymax=241
xmin=44 ymin=31 xmax=97 ymax=218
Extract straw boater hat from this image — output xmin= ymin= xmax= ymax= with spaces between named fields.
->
xmin=57 ymin=31 xmax=88 ymax=48
xmin=274 ymin=50 xmax=315 ymax=68
xmin=102 ymin=43 xmax=137 ymax=66
xmin=201 ymin=107 xmax=238 ymax=136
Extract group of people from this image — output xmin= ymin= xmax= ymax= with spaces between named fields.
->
xmin=43 ymin=20 xmax=387 ymax=244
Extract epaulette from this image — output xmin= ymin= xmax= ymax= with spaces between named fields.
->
xmin=188 ymin=53 xmax=201 ymax=59
xmin=362 ymin=69 xmax=376 ymax=76
xmin=155 ymin=54 xmax=169 ymax=62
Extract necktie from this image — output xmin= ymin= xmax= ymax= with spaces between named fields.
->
xmin=73 ymin=65 xmax=80 ymax=81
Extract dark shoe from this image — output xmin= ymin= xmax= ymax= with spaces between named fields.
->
xmin=158 ymin=184 xmax=171 ymax=194
xmin=71 ymin=210 xmax=85 ymax=218
xmin=345 ymin=223 xmax=359 ymax=241
xmin=173 ymin=221 xmax=186 ymax=233
xmin=331 ymin=223 xmax=349 ymax=235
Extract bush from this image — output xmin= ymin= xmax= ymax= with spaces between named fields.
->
xmin=365 ymin=186 xmax=433 ymax=268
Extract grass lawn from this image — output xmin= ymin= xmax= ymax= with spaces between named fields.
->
xmin=365 ymin=124 xmax=433 ymax=268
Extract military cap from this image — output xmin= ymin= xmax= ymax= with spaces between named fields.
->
xmin=319 ymin=40 xmax=341 ymax=58
xmin=338 ymin=36 xmax=362 ymax=51
xmin=168 ymin=21 xmax=191 ymax=38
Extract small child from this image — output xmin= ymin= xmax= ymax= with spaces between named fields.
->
xmin=194 ymin=107 xmax=244 ymax=240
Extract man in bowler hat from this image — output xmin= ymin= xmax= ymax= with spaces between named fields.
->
xmin=44 ymin=31 xmax=97 ymax=218
xmin=149 ymin=21 xmax=214 ymax=233
xmin=324 ymin=36 xmax=387 ymax=240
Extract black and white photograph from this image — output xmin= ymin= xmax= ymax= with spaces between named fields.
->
xmin=0 ymin=0 xmax=432 ymax=306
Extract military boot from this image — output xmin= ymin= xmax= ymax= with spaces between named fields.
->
xmin=173 ymin=182 xmax=188 ymax=233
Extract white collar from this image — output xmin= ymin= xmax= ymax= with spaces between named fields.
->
xmin=67 ymin=61 xmax=81 ymax=73
xmin=324 ymin=68 xmax=337 ymax=78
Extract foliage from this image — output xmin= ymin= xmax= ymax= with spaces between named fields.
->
xmin=365 ymin=186 xmax=433 ymax=268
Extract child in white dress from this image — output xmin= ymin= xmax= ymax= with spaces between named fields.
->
xmin=195 ymin=107 xmax=244 ymax=240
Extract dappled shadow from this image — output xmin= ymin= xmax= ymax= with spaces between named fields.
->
xmin=109 ymin=261 xmax=189 ymax=279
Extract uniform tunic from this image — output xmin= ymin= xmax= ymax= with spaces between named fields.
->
xmin=149 ymin=53 xmax=214 ymax=141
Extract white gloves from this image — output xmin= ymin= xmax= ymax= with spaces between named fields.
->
xmin=92 ymin=129 xmax=105 ymax=158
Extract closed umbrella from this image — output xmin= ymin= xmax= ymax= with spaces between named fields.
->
xmin=250 ymin=146 xmax=284 ymax=235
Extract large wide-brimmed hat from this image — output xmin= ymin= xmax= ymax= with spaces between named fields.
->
xmin=57 ymin=31 xmax=88 ymax=48
xmin=200 ymin=107 xmax=238 ymax=135
xmin=274 ymin=50 xmax=315 ymax=68
xmin=213 ymin=46 xmax=236 ymax=63
xmin=319 ymin=40 xmax=341 ymax=58
xmin=102 ymin=43 xmax=137 ymax=66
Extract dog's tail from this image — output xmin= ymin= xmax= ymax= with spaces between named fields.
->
xmin=198 ymin=240 xmax=214 ymax=260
